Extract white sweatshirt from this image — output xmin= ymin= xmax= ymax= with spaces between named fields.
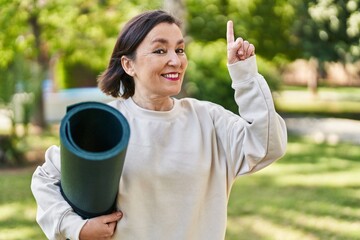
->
xmin=31 ymin=56 xmax=287 ymax=240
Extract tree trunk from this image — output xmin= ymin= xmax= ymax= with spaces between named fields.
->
xmin=28 ymin=8 xmax=49 ymax=128
xmin=163 ymin=0 xmax=187 ymax=33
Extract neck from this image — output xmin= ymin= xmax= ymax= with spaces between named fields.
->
xmin=132 ymin=95 xmax=174 ymax=111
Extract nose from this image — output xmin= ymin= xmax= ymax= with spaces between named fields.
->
xmin=167 ymin=51 xmax=182 ymax=67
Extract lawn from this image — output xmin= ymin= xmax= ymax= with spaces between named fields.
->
xmin=226 ymin=136 xmax=360 ymax=240
xmin=0 ymin=168 xmax=44 ymax=240
xmin=0 ymin=135 xmax=359 ymax=240
xmin=274 ymin=86 xmax=360 ymax=118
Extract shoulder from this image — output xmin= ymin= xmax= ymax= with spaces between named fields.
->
xmin=177 ymin=97 xmax=214 ymax=108
xmin=106 ymin=98 xmax=126 ymax=111
xmin=107 ymin=98 xmax=122 ymax=107
xmin=176 ymin=97 xmax=227 ymax=114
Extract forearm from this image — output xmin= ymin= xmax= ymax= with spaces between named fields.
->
xmin=228 ymin=56 xmax=287 ymax=174
xmin=31 ymin=146 xmax=87 ymax=240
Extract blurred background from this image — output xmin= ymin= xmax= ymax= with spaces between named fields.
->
xmin=0 ymin=0 xmax=359 ymax=239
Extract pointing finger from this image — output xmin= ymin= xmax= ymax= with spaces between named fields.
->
xmin=226 ymin=20 xmax=234 ymax=44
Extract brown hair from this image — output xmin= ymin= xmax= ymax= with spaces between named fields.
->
xmin=97 ymin=10 xmax=182 ymax=98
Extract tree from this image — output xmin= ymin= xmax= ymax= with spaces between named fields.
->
xmin=0 ymin=0 xmax=161 ymax=166
xmin=185 ymin=0 xmax=286 ymax=111
xmin=293 ymin=0 xmax=360 ymax=63
xmin=0 ymin=0 xmax=163 ymax=124
xmin=186 ymin=0 xmax=300 ymax=61
xmin=164 ymin=0 xmax=187 ymax=32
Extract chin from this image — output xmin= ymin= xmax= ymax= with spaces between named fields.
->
xmin=166 ymin=84 xmax=182 ymax=96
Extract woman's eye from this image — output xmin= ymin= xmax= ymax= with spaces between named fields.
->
xmin=176 ymin=48 xmax=185 ymax=54
xmin=153 ymin=49 xmax=166 ymax=54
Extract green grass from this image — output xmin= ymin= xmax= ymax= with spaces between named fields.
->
xmin=226 ymin=136 xmax=360 ymax=240
xmin=274 ymin=86 xmax=360 ymax=118
xmin=0 ymin=169 xmax=46 ymax=240
xmin=0 ymin=136 xmax=359 ymax=240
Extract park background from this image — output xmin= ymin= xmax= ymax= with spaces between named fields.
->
xmin=0 ymin=0 xmax=359 ymax=239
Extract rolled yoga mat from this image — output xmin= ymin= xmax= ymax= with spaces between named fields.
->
xmin=59 ymin=101 xmax=130 ymax=219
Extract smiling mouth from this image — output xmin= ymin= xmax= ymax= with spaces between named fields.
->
xmin=162 ymin=73 xmax=180 ymax=81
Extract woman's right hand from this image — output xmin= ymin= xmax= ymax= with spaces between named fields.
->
xmin=79 ymin=211 xmax=123 ymax=240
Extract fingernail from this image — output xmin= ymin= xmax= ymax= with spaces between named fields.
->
xmin=116 ymin=212 xmax=122 ymax=217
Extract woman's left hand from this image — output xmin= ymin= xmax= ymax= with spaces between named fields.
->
xmin=226 ymin=20 xmax=255 ymax=64
xmin=79 ymin=211 xmax=123 ymax=240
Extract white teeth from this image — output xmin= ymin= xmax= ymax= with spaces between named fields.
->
xmin=163 ymin=73 xmax=179 ymax=78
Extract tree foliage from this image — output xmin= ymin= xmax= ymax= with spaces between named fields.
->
xmin=0 ymin=0 xmax=359 ymax=165
xmin=186 ymin=0 xmax=300 ymax=61
xmin=0 ymin=0 xmax=161 ymax=166
xmin=294 ymin=0 xmax=360 ymax=63
xmin=185 ymin=0 xmax=289 ymax=111
xmin=0 ymin=0 xmax=162 ymax=91
xmin=186 ymin=0 xmax=359 ymax=63
xmin=0 ymin=0 xmax=359 ymax=111
xmin=184 ymin=0 xmax=359 ymax=111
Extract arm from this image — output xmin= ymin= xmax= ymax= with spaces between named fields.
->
xmin=31 ymin=146 xmax=88 ymax=240
xmin=218 ymin=21 xmax=287 ymax=178
xmin=228 ymin=56 xmax=287 ymax=176
xmin=31 ymin=146 xmax=122 ymax=240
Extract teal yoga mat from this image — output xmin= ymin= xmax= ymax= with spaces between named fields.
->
xmin=59 ymin=101 xmax=130 ymax=219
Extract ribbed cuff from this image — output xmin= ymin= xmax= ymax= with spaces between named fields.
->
xmin=227 ymin=55 xmax=258 ymax=85
xmin=59 ymin=209 xmax=88 ymax=240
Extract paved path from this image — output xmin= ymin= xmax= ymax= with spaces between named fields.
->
xmin=284 ymin=117 xmax=360 ymax=145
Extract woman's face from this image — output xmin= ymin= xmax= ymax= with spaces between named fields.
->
xmin=127 ymin=22 xmax=188 ymax=99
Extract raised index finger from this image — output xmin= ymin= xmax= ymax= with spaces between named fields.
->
xmin=227 ymin=20 xmax=235 ymax=44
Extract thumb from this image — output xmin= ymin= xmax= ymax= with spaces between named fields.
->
xmin=102 ymin=211 xmax=123 ymax=224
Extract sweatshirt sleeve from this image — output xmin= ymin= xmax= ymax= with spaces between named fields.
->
xmin=218 ymin=55 xmax=287 ymax=179
xmin=31 ymin=145 xmax=87 ymax=240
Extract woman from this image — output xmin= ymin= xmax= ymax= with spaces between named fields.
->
xmin=31 ymin=10 xmax=287 ymax=240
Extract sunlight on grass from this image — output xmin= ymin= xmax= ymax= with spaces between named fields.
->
xmin=274 ymin=87 xmax=360 ymax=114
xmin=0 ymin=202 xmax=43 ymax=240
xmin=0 ymin=134 xmax=359 ymax=240
xmin=0 ymin=202 xmax=38 ymax=222
xmin=226 ymin=136 xmax=360 ymax=240
xmin=227 ymin=215 xmax=318 ymax=240
xmin=261 ymin=207 xmax=360 ymax=239
xmin=275 ymin=169 xmax=360 ymax=187
xmin=0 ymin=169 xmax=46 ymax=240
xmin=302 ymin=200 xmax=360 ymax=220
xmin=276 ymin=99 xmax=360 ymax=114
xmin=0 ymin=203 xmax=21 ymax=221
xmin=0 ymin=228 xmax=39 ymax=240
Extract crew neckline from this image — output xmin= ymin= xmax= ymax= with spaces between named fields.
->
xmin=123 ymin=97 xmax=180 ymax=120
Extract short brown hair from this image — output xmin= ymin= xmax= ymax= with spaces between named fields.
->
xmin=97 ymin=10 xmax=182 ymax=98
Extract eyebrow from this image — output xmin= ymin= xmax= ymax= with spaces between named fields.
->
xmin=151 ymin=38 xmax=185 ymax=45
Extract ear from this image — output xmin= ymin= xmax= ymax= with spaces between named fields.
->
xmin=121 ymin=56 xmax=135 ymax=77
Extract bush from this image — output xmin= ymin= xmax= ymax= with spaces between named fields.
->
xmin=0 ymin=135 xmax=24 ymax=167
xmin=55 ymin=59 xmax=101 ymax=89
